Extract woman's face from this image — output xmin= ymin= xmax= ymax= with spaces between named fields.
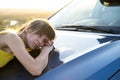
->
xmin=26 ymin=31 xmax=49 ymax=50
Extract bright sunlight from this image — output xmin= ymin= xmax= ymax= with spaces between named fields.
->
xmin=0 ymin=0 xmax=72 ymax=11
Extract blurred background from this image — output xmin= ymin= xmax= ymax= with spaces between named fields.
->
xmin=0 ymin=0 xmax=72 ymax=29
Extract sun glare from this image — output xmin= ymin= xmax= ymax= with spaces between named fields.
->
xmin=0 ymin=0 xmax=72 ymax=11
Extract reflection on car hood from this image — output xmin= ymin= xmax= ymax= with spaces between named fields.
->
xmin=54 ymin=30 xmax=120 ymax=62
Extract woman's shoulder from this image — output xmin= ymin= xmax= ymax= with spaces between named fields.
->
xmin=0 ymin=30 xmax=18 ymax=41
xmin=0 ymin=31 xmax=17 ymax=47
xmin=6 ymin=32 xmax=18 ymax=37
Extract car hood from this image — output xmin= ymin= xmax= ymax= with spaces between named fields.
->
xmin=54 ymin=30 xmax=120 ymax=62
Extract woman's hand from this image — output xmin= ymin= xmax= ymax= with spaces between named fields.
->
xmin=45 ymin=40 xmax=54 ymax=47
xmin=41 ymin=40 xmax=54 ymax=54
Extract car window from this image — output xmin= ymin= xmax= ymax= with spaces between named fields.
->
xmin=49 ymin=0 xmax=120 ymax=33
xmin=49 ymin=0 xmax=97 ymax=26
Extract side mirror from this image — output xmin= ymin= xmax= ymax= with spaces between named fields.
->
xmin=100 ymin=0 xmax=120 ymax=6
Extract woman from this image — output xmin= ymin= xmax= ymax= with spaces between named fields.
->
xmin=0 ymin=18 xmax=55 ymax=76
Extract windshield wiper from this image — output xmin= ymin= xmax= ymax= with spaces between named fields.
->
xmin=56 ymin=25 xmax=113 ymax=33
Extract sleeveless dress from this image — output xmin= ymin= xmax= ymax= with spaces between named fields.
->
xmin=0 ymin=50 xmax=14 ymax=68
xmin=0 ymin=30 xmax=14 ymax=68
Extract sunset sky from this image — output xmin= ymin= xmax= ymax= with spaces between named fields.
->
xmin=0 ymin=0 xmax=72 ymax=11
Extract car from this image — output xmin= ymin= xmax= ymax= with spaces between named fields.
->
xmin=1 ymin=0 xmax=120 ymax=80
xmin=35 ymin=0 xmax=120 ymax=80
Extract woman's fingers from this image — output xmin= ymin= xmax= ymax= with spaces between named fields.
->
xmin=45 ymin=40 xmax=54 ymax=46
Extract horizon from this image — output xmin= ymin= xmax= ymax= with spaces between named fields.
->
xmin=0 ymin=0 xmax=72 ymax=11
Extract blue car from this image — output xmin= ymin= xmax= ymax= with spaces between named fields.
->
xmin=35 ymin=0 xmax=120 ymax=80
xmin=1 ymin=0 xmax=120 ymax=80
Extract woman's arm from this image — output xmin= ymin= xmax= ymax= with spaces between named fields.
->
xmin=4 ymin=33 xmax=53 ymax=76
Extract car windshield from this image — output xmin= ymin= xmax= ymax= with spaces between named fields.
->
xmin=49 ymin=0 xmax=120 ymax=34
